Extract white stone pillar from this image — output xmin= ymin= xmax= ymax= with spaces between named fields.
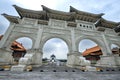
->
xmin=102 ymin=33 xmax=112 ymax=55
xmin=33 ymin=26 xmax=43 ymax=49
xmin=0 ymin=23 xmax=15 ymax=48
xmin=67 ymin=28 xmax=80 ymax=67
xmin=71 ymin=28 xmax=77 ymax=52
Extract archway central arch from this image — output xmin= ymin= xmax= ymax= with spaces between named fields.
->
xmin=42 ymin=38 xmax=69 ymax=59
xmin=40 ymin=34 xmax=71 ymax=52
xmin=41 ymin=36 xmax=69 ymax=66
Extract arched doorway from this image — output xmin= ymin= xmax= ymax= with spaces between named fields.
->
xmin=111 ymin=44 xmax=120 ymax=56
xmin=79 ymin=39 xmax=103 ymax=65
xmin=42 ymin=38 xmax=69 ymax=65
xmin=11 ymin=37 xmax=33 ymax=62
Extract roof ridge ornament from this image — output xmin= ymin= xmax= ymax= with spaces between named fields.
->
xmin=70 ymin=6 xmax=104 ymax=18
xmin=2 ymin=13 xmax=19 ymax=23
xmin=41 ymin=5 xmax=72 ymax=15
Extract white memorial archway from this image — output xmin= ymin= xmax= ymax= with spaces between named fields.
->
xmin=0 ymin=5 xmax=120 ymax=70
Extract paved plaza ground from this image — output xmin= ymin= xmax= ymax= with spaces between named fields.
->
xmin=0 ymin=65 xmax=120 ymax=80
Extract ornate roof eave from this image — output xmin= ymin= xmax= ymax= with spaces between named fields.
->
xmin=114 ymin=23 xmax=120 ymax=33
xmin=6 ymin=5 xmax=119 ymax=29
xmin=75 ymin=14 xmax=100 ymax=22
xmin=39 ymin=5 xmax=100 ymax=22
xmin=97 ymin=18 xmax=119 ymax=29
xmin=2 ymin=13 xmax=20 ymax=23
xmin=70 ymin=6 xmax=104 ymax=18
xmin=13 ymin=5 xmax=47 ymax=20
xmin=46 ymin=12 xmax=75 ymax=21
xmin=42 ymin=5 xmax=74 ymax=16
xmin=42 ymin=5 xmax=76 ymax=21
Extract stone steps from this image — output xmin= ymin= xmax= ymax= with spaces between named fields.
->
xmin=33 ymin=64 xmax=82 ymax=72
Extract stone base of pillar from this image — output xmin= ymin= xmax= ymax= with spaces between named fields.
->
xmin=0 ymin=49 xmax=13 ymax=65
xmin=25 ymin=49 xmax=43 ymax=67
xmin=66 ymin=52 xmax=80 ymax=67
xmin=10 ymin=49 xmax=43 ymax=71
xmin=96 ymin=55 xmax=120 ymax=67
xmin=32 ymin=64 xmax=42 ymax=67
xmin=33 ymin=50 xmax=43 ymax=66
xmin=66 ymin=51 xmax=89 ymax=68
xmin=11 ymin=65 xmax=26 ymax=71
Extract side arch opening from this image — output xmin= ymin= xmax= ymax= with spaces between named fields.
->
xmin=79 ymin=39 xmax=103 ymax=65
xmin=111 ymin=44 xmax=120 ymax=56
xmin=10 ymin=37 xmax=33 ymax=62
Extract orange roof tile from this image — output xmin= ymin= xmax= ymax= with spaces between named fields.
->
xmin=0 ymin=35 xmax=3 ymax=40
xmin=0 ymin=35 xmax=26 ymax=51
xmin=82 ymin=46 xmax=102 ymax=56
xmin=10 ymin=41 xmax=26 ymax=51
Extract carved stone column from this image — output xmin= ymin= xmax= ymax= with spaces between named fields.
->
xmin=33 ymin=27 xmax=43 ymax=49
xmin=71 ymin=28 xmax=77 ymax=52
xmin=102 ymin=33 xmax=112 ymax=55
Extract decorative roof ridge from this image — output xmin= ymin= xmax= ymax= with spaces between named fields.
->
xmin=11 ymin=41 xmax=26 ymax=51
xmin=2 ymin=13 xmax=20 ymax=23
xmin=13 ymin=5 xmax=44 ymax=13
xmin=41 ymin=5 xmax=74 ymax=16
xmin=2 ymin=13 xmax=19 ymax=18
xmin=70 ymin=6 xmax=104 ymax=18
xmin=13 ymin=5 xmax=46 ymax=18
xmin=101 ymin=18 xmax=119 ymax=25
xmin=82 ymin=45 xmax=101 ymax=56
xmin=95 ymin=18 xmax=120 ymax=29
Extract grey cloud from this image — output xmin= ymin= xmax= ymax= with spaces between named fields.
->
xmin=16 ymin=37 xmax=33 ymax=49
xmin=43 ymin=38 xmax=68 ymax=58
xmin=79 ymin=39 xmax=97 ymax=52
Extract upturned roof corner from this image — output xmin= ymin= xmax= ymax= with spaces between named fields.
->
xmin=2 ymin=13 xmax=20 ymax=23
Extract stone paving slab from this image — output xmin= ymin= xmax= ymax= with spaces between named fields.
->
xmin=0 ymin=65 xmax=120 ymax=80
xmin=0 ymin=71 xmax=120 ymax=80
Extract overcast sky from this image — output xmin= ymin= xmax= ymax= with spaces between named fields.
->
xmin=0 ymin=0 xmax=120 ymax=59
